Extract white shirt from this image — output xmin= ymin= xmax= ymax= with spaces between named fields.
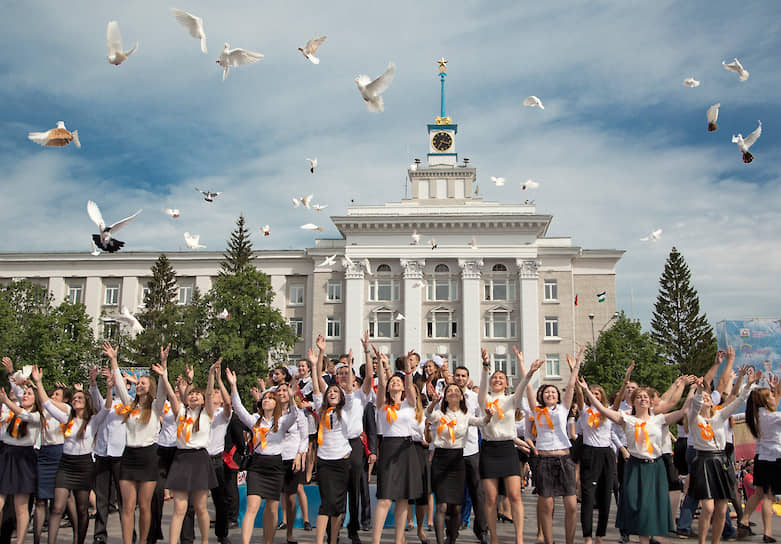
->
xmin=376 ymin=398 xmax=416 ymax=437
xmin=533 ymin=404 xmax=571 ymax=451
xmin=42 ymin=410 xmax=66 ymax=446
xmin=579 ymin=406 xmax=612 ymax=448
xmin=175 ymin=405 xmax=211 ymax=450
xmin=43 ymin=400 xmax=109 ymax=456
xmin=463 ymin=388 xmax=480 ymax=456
xmin=2 ymin=408 xmax=41 ymax=447
xmin=231 ymin=391 xmax=296 ymax=456
xmin=313 ymin=396 xmax=352 ymax=460
xmin=157 ymin=402 xmax=178 ymax=448
xmin=756 ymin=407 xmax=781 ymax=461
xmin=113 ymin=368 xmax=166 ymax=448
xmin=676 ymin=423 xmax=688 ymax=439
xmin=90 ymin=385 xmax=127 ymax=457
xmin=620 ymin=413 xmax=666 ymax=460
xmin=689 ymin=385 xmax=751 ymax=452
xmin=207 ymin=407 xmax=230 ymax=456
xmin=342 ymin=388 xmax=373 ymax=439
xmin=427 ymin=407 xmax=482 ymax=449
xmin=279 ymin=406 xmax=308 ymax=461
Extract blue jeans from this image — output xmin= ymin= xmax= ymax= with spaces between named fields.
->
xmin=677 ymin=447 xmax=697 ymax=532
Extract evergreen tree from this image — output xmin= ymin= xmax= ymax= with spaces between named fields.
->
xmin=582 ymin=311 xmax=677 ymax=395
xmin=650 ymin=247 xmax=717 ymax=376
xmin=144 ymin=254 xmax=177 ymax=310
xmin=221 ymin=214 xmax=254 ymax=275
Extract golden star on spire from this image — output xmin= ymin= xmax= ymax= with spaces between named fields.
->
xmin=437 ymin=57 xmax=448 ymax=72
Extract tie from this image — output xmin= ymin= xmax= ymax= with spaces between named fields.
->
xmin=587 ymin=408 xmax=601 ymax=428
xmin=177 ymin=416 xmax=195 ymax=442
xmin=62 ymin=419 xmax=76 ymax=438
xmin=252 ymin=426 xmax=270 ymax=451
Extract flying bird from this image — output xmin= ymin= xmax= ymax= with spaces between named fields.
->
xmin=28 ymin=121 xmax=81 ymax=148
xmin=115 ymin=307 xmax=144 ymax=334
xmin=307 ymin=158 xmax=317 ymax=173
xmin=171 ymin=9 xmax=207 ymax=53
xmin=640 ymin=228 xmax=663 ymax=242
xmin=341 ymin=256 xmax=355 ymax=268
xmin=522 ymin=179 xmax=539 ymax=190
xmin=106 ymin=21 xmax=138 ymax=66
xmin=361 ymin=258 xmax=372 ymax=275
xmin=90 ymin=240 xmax=101 ymax=256
xmin=298 ymin=35 xmax=327 ymax=64
xmin=195 ymin=188 xmax=221 ymax=202
xmin=355 ymin=62 xmax=396 ymax=112
xmin=683 ymin=77 xmax=700 ymax=87
xmin=706 ymin=103 xmax=720 ymax=132
xmin=300 ymin=224 xmax=323 ymax=232
xmin=87 ymin=200 xmax=141 ymax=253
xmin=722 ymin=58 xmax=749 ymax=81
xmin=412 ymin=279 xmax=426 ymax=289
xmin=163 ymin=208 xmax=180 ymax=218
xmin=732 ymin=121 xmax=761 ymax=163
xmin=184 ymin=232 xmax=206 ymax=250
xmin=394 ymin=312 xmax=406 ymax=321
xmin=411 ymin=230 xmax=421 ymax=245
xmin=316 ymin=255 xmax=337 ymax=268
xmin=312 ymin=203 xmax=328 ymax=212
xmin=409 ymin=163 xmax=418 ymax=172
xmin=429 ymin=238 xmax=438 ymax=250
xmin=217 ymin=43 xmax=264 ymax=81
xmin=260 ymin=225 xmax=271 ymax=236
xmin=292 ymin=194 xmax=313 ymax=209
xmin=469 ymin=236 xmax=478 ymax=250
xmin=216 ymin=309 xmax=230 ymax=320
xmin=491 ymin=176 xmax=506 ymax=186
xmin=523 ymin=96 xmax=544 ymax=109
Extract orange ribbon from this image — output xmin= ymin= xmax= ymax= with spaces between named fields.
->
xmin=163 ymin=403 xmax=170 ymax=415
xmin=634 ymin=421 xmax=654 ymax=454
xmin=535 ymin=406 xmax=554 ymax=430
xmin=587 ymin=408 xmax=601 ymax=428
xmin=384 ymin=403 xmax=399 ymax=424
xmin=317 ymin=407 xmax=334 ymax=446
xmin=486 ymin=399 xmax=504 ymax=420
xmin=7 ymin=416 xmax=20 ymax=438
xmin=698 ymin=422 xmax=714 ymax=441
xmin=177 ymin=416 xmax=194 ymax=443
xmin=437 ymin=417 xmax=457 ymax=444
xmin=61 ymin=419 xmax=76 ymax=438
xmin=115 ymin=404 xmax=139 ymax=417
xmin=252 ymin=426 xmax=270 ymax=451
xmin=529 ymin=416 xmax=538 ymax=438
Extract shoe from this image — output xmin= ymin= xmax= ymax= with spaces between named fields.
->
xmin=350 ymin=534 xmax=362 ymax=544
xmin=461 ymin=522 xmax=469 ymax=530
xmin=277 ymin=521 xmax=287 ymax=530
xmin=480 ymin=533 xmax=491 ymax=544
xmin=619 ymin=534 xmax=630 ymax=543
xmin=304 ymin=521 xmax=313 ymax=531
xmin=737 ymin=524 xmax=752 ymax=539
xmin=359 ymin=523 xmax=370 ymax=532
xmin=426 ymin=525 xmax=433 ymax=532
xmin=650 ymin=539 xmax=661 ymax=544
xmin=218 ymin=538 xmax=233 ymax=544
xmin=676 ymin=529 xmax=695 ymax=539
xmin=763 ymin=537 xmax=776 ymax=544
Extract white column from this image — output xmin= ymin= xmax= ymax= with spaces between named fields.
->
xmin=458 ymin=259 xmax=483 ymax=375
xmin=517 ymin=259 xmax=540 ymax=378
xmin=49 ymin=277 xmax=66 ymax=305
xmin=84 ymin=276 xmax=103 ymax=336
xmin=400 ymin=259 xmax=425 ymax=352
xmin=120 ymin=276 xmax=139 ymax=311
xmin=343 ymin=262 xmax=365 ymax=354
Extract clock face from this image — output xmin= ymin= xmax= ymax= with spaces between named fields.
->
xmin=432 ymin=131 xmax=453 ymax=152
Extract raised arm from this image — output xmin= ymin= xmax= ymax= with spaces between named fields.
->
xmin=151 ymin=345 xmax=170 ymax=414
xmin=611 ymin=360 xmax=635 ymax=410
xmin=579 ymin=376 xmax=623 ymax=424
xmin=664 ymin=385 xmax=695 ymax=425
xmin=656 ymin=375 xmax=695 ymax=413
xmin=103 ymin=342 xmax=131 ymax=405
xmin=216 ymin=364 xmax=232 ymax=418
xmin=360 ymin=331 xmax=374 ymax=397
xmin=205 ymin=358 xmax=220 ymax=419
xmin=715 ymin=346 xmax=736 ymax=396
xmin=152 ymin=363 xmax=179 ymax=415
xmin=478 ymin=348 xmax=491 ymax=407
xmin=308 ymin=348 xmax=322 ymax=398
xmin=376 ymin=345 xmax=389 ymax=410
xmin=399 ymin=350 xmax=416 ymax=403
xmin=315 ymin=334 xmax=328 ymax=392
xmin=2 ymin=357 xmax=26 ymax=400
xmin=561 ymin=346 xmax=585 ymax=409
xmin=512 ymin=356 xmax=544 ymax=406
xmin=225 ymin=367 xmax=256 ymax=429
xmin=512 ymin=345 xmax=537 ymax=409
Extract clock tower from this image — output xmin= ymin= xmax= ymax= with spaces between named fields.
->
xmin=427 ymin=57 xmax=457 ymax=167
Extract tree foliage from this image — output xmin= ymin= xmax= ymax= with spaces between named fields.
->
xmin=650 ymin=247 xmax=717 ymax=377
xmin=221 ymin=214 xmax=254 ymax=275
xmin=582 ymin=311 xmax=678 ymax=396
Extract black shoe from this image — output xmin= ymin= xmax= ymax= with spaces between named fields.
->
xmin=218 ymin=538 xmax=233 ymax=544
xmin=359 ymin=523 xmax=370 ymax=532
xmin=277 ymin=521 xmax=286 ymax=530
xmin=763 ymin=537 xmax=776 ymax=544
xmin=304 ymin=521 xmax=313 ymax=531
xmin=737 ymin=524 xmax=752 ymax=539
xmin=479 ymin=533 xmax=491 ymax=544
xmin=350 ymin=534 xmax=362 ymax=544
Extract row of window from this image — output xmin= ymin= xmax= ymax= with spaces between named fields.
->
xmin=67 ymin=284 xmax=194 ymax=306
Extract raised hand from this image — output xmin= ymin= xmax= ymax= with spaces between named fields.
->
xmin=160 ymin=344 xmax=171 ymax=368
xmin=576 ymin=345 xmax=586 ymax=362
xmin=529 ymin=358 xmax=545 ymax=374
xmin=726 ymin=345 xmax=735 ymax=363
xmin=316 ymin=334 xmax=326 ymax=353
xmin=89 ymin=366 xmax=98 ymax=385
xmin=102 ymin=342 xmax=118 ymax=361
xmin=480 ymin=348 xmax=490 ymax=366
xmin=1 ymin=357 xmax=13 ymax=373
xmin=73 ymin=383 xmax=83 ymax=392
xmin=306 ymin=347 xmax=317 ymax=366
xmin=184 ymin=364 xmax=194 ymax=384
xmin=30 ymin=365 xmax=42 ymax=383
xmin=225 ymin=367 xmax=237 ymax=386
xmin=151 ymin=363 xmax=165 ymax=377
xmin=360 ymin=330 xmax=369 ymax=349
xmin=512 ymin=345 xmax=522 ymax=361
xmin=565 ymin=353 xmax=575 ymax=371
xmin=209 ymin=357 xmax=223 ymax=375
xmin=624 ymin=360 xmax=635 ymax=381
xmin=716 ymin=350 xmax=726 ymax=364
xmin=250 ymin=387 xmax=261 ymax=401
xmin=578 ymin=376 xmax=589 ymax=390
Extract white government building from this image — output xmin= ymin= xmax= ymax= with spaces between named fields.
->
xmin=0 ymin=60 xmax=623 ymax=383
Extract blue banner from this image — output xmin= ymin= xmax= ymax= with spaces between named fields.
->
xmin=715 ymin=319 xmax=781 ymax=380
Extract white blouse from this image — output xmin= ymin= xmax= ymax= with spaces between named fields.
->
xmin=376 ymin=398 xmax=417 ymax=437
xmin=231 ymin=391 xmax=296 ymax=456
xmin=579 ymin=406 xmax=612 ymax=448
xmin=620 ymin=413 xmax=666 ymax=460
xmin=157 ymin=402 xmax=178 ymax=448
xmin=175 ymin=405 xmax=212 ymax=450
xmin=113 ymin=368 xmax=166 ymax=448
xmin=427 ymin=407 xmax=483 ymax=449
xmin=43 ymin=400 xmax=110 ymax=456
xmin=756 ymin=407 xmax=781 ymax=461
xmin=533 ymin=404 xmax=571 ymax=451
xmin=207 ymin=407 xmax=230 ymax=457
xmin=279 ymin=406 xmax=308 ymax=461
xmin=689 ymin=385 xmax=751 ymax=452
xmin=2 ymin=408 xmax=42 ymax=447
xmin=313 ymin=396 xmax=352 ymax=460
xmin=42 ymin=410 xmax=66 ymax=446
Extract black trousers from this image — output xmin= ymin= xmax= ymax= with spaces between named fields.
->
xmin=346 ymin=438 xmax=365 ymax=536
xmin=580 ymin=445 xmax=615 ymax=538
xmin=181 ymin=455 xmax=229 ymax=544
xmin=148 ymin=446 xmax=177 ymax=544
xmin=464 ymin=452 xmax=487 ymax=539
xmin=225 ymin=468 xmax=239 ymax=523
xmin=359 ymin=456 xmax=372 ymax=526
xmin=93 ymin=455 xmax=123 ymax=543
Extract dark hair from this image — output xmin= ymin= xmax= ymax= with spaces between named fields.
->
xmin=746 ymin=388 xmax=774 ymax=439
xmin=187 ymin=387 xmax=206 ymax=434
xmin=536 ymin=384 xmax=561 ymax=406
xmin=454 ymin=366 xmax=470 ymax=376
xmin=358 ymin=364 xmax=367 ymax=380
xmin=440 ymin=384 xmax=467 ymax=414
xmin=9 ymin=386 xmax=44 ymax=439
xmin=273 ymin=366 xmax=292 ymax=384
xmin=255 ymin=390 xmax=282 ymax=433
xmin=69 ymin=390 xmax=96 ymax=440
xmin=384 ymin=374 xmax=406 ymax=407
xmin=320 ymin=384 xmax=346 ymax=424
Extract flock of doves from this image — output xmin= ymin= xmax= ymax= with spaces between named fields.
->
xmin=25 ymin=9 xmax=397 ymax=256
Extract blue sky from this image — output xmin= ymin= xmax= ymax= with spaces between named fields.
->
xmin=1 ymin=1 xmax=780 ymax=330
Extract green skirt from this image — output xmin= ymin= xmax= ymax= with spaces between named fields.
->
xmin=616 ymin=456 xmax=673 ymax=536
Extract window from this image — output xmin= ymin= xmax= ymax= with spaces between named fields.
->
xmin=376 ymin=264 xmax=392 ymax=273
xmin=178 ymin=285 xmax=193 ymax=305
xmin=544 ymin=316 xmax=559 ymax=339
xmin=484 ymin=310 xmax=517 ymax=338
xmin=369 ymin=309 xmax=400 ymax=338
xmin=67 ymin=284 xmax=83 ymax=304
xmin=288 ymin=318 xmax=303 ymax=338
xmin=139 ymin=286 xmax=151 ymax=307
xmin=326 ymin=280 xmax=342 ymax=302
xmin=102 ymin=320 xmax=119 ymax=340
xmin=289 ymin=284 xmax=305 ymax=306
xmin=492 ymin=353 xmax=516 ymax=376
xmin=545 ymin=354 xmax=561 ymax=378
xmin=427 ymin=264 xmax=458 ymax=301
xmin=492 ymin=264 xmax=508 ymax=272
xmin=544 ymin=279 xmax=558 ymax=301
xmin=104 ymin=284 xmax=119 ymax=306
xmin=427 ymin=309 xmax=457 ymax=339
xmin=326 ymin=317 xmax=341 ymax=339
xmin=484 ymin=279 xmax=516 ymax=301
xmin=369 ymin=279 xmax=400 ymax=301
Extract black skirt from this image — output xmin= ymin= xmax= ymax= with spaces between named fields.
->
xmin=120 ymin=445 xmax=158 ymax=482
xmin=533 ymin=454 xmax=578 ymax=497
xmin=246 ymin=454 xmax=283 ymax=499
xmin=753 ymin=455 xmax=781 ymax=495
xmin=317 ymin=457 xmax=350 ymax=516
xmin=479 ymin=440 xmax=521 ymax=479
xmin=55 ymin=453 xmax=95 ymax=491
xmin=37 ymin=444 xmax=63 ymax=499
xmin=570 ymin=436 xmax=584 ymax=463
xmin=689 ymin=450 xmax=736 ymax=501
xmin=673 ymin=437 xmax=689 ymax=476
xmin=166 ymin=448 xmax=218 ymax=491
xmin=431 ymin=448 xmax=465 ymax=505
xmin=376 ymin=436 xmax=423 ymax=500
xmin=282 ymin=458 xmax=304 ymax=495
xmin=616 ymin=457 xmax=673 ymax=536
xmin=662 ymin=452 xmax=682 ymax=491
xmin=410 ymin=442 xmax=430 ymax=505
xmin=0 ymin=444 xmax=37 ymax=495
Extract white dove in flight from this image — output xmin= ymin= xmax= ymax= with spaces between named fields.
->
xmin=706 ymin=104 xmax=720 ymax=132
xmin=722 ymin=58 xmax=749 ymax=81
xmin=732 ymin=121 xmax=761 ymax=163
xmin=87 ymin=200 xmax=141 ymax=253
xmin=216 ymin=309 xmax=231 ymax=320
xmin=115 ymin=306 xmax=144 ymax=334
xmin=522 ymin=179 xmax=539 ymax=190
xmin=491 ymin=176 xmax=506 ymax=186
xmin=172 ymin=9 xmax=207 ymax=53
xmin=260 ymin=225 xmax=271 ymax=236
xmin=184 ymin=232 xmax=206 ymax=250
xmin=355 ymin=62 xmax=396 ymax=112
xmin=316 ymin=255 xmax=337 ymax=268
xmin=300 ymin=224 xmax=323 ymax=232
xmin=28 ymin=121 xmax=81 ymax=148
xmin=90 ymin=240 xmax=101 ymax=256
xmin=106 ymin=21 xmax=138 ymax=66
xmin=640 ymin=228 xmax=663 ymax=242
xmin=217 ymin=43 xmax=264 ymax=81
xmin=298 ymin=36 xmax=327 ymax=64
xmin=394 ymin=312 xmax=406 ymax=321
xmin=307 ymin=158 xmax=317 ymax=173
xmin=312 ymin=204 xmax=328 ymax=212
xmin=341 ymin=256 xmax=355 ymax=268
xmin=195 ymin=188 xmax=221 ymax=202
xmin=411 ymin=230 xmax=421 ymax=245
xmin=523 ymin=96 xmax=544 ymax=109
xmin=163 ymin=208 xmax=180 ymax=218
xmin=683 ymin=77 xmax=700 ymax=87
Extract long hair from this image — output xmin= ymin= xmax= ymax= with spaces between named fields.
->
xmin=745 ymin=388 xmax=773 ymax=439
xmin=186 ymin=387 xmax=205 ymax=434
xmin=255 ymin=390 xmax=282 ymax=433
xmin=409 ymin=383 xmax=424 ymax=423
xmin=319 ymin=384 xmax=345 ymax=424
xmin=440 ymin=383 xmax=467 ymax=414
xmin=629 ymin=387 xmax=653 ymax=416
xmin=384 ymin=374 xmax=406 ymax=407
xmin=122 ymin=375 xmax=157 ymax=425
xmin=585 ymin=385 xmax=607 ymax=408
xmin=9 ymin=386 xmax=43 ymax=439
xmin=68 ymin=390 xmax=96 ymax=440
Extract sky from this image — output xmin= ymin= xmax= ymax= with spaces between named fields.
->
xmin=1 ymin=1 xmax=780 ymax=331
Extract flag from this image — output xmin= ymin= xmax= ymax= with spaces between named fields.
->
xmin=574 ymin=294 xmax=578 ymax=306
xmin=596 ymin=291 xmax=606 ymax=302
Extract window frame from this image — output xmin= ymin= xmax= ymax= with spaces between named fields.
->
xmin=67 ymin=284 xmax=83 ymax=304
xmin=543 ymin=279 xmax=559 ymax=302
xmin=288 ymin=317 xmax=304 ymax=338
xmin=544 ymin=316 xmax=560 ymax=339
xmin=104 ymin=284 xmax=120 ymax=306
xmin=483 ymin=308 xmax=517 ymax=339
xmin=326 ymin=317 xmax=342 ymax=339
xmin=177 ymin=285 xmax=193 ymax=305
xmin=368 ymin=308 xmax=400 ymax=339
xmin=326 ymin=280 xmax=342 ymax=302
xmin=545 ymin=353 xmax=561 ymax=378
xmin=288 ymin=284 xmax=305 ymax=306
xmin=427 ymin=308 xmax=458 ymax=339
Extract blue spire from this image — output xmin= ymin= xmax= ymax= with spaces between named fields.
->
xmin=436 ymin=57 xmax=451 ymax=125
